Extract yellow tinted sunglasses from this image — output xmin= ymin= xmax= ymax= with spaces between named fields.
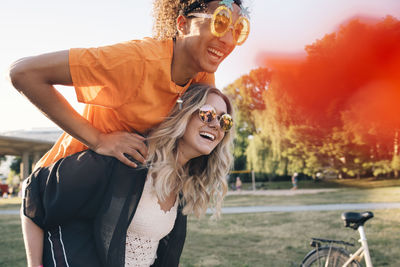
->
xmin=188 ymin=6 xmax=250 ymax=46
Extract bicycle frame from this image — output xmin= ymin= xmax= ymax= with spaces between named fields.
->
xmin=343 ymin=225 xmax=373 ymax=267
xmin=302 ymin=211 xmax=374 ymax=267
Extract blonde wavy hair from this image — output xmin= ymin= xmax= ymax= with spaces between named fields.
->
xmin=146 ymin=84 xmax=234 ymax=218
xmin=152 ymin=0 xmax=243 ymax=40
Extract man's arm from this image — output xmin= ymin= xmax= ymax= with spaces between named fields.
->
xmin=9 ymin=51 xmax=147 ymax=167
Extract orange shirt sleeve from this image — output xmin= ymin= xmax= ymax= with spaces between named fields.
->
xmin=69 ymin=41 xmax=145 ymax=108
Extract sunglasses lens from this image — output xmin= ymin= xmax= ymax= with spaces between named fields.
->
xmin=199 ymin=105 xmax=216 ymax=123
xmin=219 ymin=114 xmax=233 ymax=131
xmin=213 ymin=7 xmax=231 ymax=36
xmin=199 ymin=105 xmax=233 ymax=131
xmin=234 ymin=17 xmax=250 ymax=45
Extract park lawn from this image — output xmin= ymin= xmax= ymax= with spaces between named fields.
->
xmin=3 ymin=185 xmax=400 ymax=211
xmin=0 ymin=197 xmax=21 ymax=210
xmin=0 ymin=215 xmax=25 ymax=267
xmin=181 ymin=209 xmax=400 ymax=267
xmin=3 ymin=210 xmax=398 ymax=267
xmin=323 ymin=177 xmax=400 ymax=188
xmin=1 ymin=184 xmax=400 ymax=266
xmin=223 ymin=186 xmax=400 ymax=207
xmin=2 ymin=178 xmax=400 ymax=211
xmin=239 ymin=177 xmax=400 ymax=190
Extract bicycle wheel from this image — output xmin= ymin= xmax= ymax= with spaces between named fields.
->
xmin=301 ymin=246 xmax=361 ymax=267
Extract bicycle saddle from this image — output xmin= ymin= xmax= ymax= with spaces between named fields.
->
xmin=341 ymin=211 xmax=374 ymax=230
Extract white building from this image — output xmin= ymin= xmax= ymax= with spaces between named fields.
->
xmin=0 ymin=128 xmax=62 ymax=180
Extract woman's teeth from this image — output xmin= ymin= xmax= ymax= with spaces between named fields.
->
xmin=200 ymin=132 xmax=215 ymax=141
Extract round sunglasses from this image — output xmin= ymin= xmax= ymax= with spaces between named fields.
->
xmin=198 ymin=104 xmax=233 ymax=131
xmin=188 ymin=5 xmax=250 ymax=46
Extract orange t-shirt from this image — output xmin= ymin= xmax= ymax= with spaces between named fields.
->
xmin=36 ymin=38 xmax=215 ymax=168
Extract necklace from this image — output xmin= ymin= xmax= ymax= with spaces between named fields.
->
xmin=172 ymin=37 xmax=188 ymax=110
xmin=176 ymin=85 xmax=184 ymax=110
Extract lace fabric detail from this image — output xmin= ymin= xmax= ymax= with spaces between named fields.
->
xmin=125 ymin=176 xmax=178 ymax=266
xmin=125 ymin=232 xmax=159 ymax=267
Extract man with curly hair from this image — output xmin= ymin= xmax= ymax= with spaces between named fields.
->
xmin=10 ymin=1 xmax=249 ymax=264
xmin=10 ymin=0 xmax=248 ymax=169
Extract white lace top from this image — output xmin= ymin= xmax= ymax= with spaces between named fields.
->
xmin=125 ymin=176 xmax=178 ymax=267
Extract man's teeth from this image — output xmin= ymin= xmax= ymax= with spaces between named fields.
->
xmin=208 ymin=48 xmax=224 ymax=57
xmin=200 ymin=132 xmax=215 ymax=141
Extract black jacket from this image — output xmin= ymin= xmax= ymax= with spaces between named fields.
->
xmin=23 ymin=150 xmax=187 ymax=267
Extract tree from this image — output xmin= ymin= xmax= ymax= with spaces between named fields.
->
xmin=391 ymin=155 xmax=400 ymax=178
xmin=226 ymin=16 xmax=400 ymax=178
xmin=6 ymin=170 xmax=20 ymax=188
xmin=10 ymin=156 xmax=21 ymax=175
xmin=224 ymin=68 xmax=272 ymax=171
xmin=0 ymin=156 xmax=6 ymax=171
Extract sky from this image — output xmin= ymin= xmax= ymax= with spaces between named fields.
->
xmin=0 ymin=0 xmax=399 ymax=132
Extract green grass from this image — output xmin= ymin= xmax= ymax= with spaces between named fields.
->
xmin=0 ymin=197 xmax=22 ymax=210
xmin=223 ymin=186 xmax=400 ymax=207
xmin=181 ymin=209 xmax=400 ymax=267
xmin=1 ymin=184 xmax=400 ymax=266
xmin=0 ymin=215 xmax=25 ymax=267
xmin=322 ymin=177 xmax=400 ymax=188
xmin=237 ymin=177 xmax=400 ymax=191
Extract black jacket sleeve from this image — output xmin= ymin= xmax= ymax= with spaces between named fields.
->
xmin=23 ymin=150 xmax=116 ymax=229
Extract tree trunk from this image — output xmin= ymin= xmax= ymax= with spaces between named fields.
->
xmin=394 ymin=130 xmax=399 ymax=178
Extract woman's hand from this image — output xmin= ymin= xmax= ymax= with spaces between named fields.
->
xmin=93 ymin=131 xmax=148 ymax=168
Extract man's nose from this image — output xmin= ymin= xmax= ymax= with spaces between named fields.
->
xmin=218 ymin=26 xmax=235 ymax=47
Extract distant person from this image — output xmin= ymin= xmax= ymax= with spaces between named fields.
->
xmin=291 ymin=172 xmax=298 ymax=190
xmin=235 ymin=176 xmax=242 ymax=192
xmin=18 ymin=186 xmax=23 ymax=198
xmin=8 ymin=186 xmax=14 ymax=197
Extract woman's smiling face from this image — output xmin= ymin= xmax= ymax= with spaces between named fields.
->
xmin=177 ymin=92 xmax=228 ymax=163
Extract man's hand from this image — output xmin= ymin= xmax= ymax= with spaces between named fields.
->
xmin=92 ymin=132 xmax=148 ymax=168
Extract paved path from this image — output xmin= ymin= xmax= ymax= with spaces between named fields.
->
xmin=207 ymin=202 xmax=400 ymax=214
xmin=2 ymin=202 xmax=400 ymax=215
xmin=0 ymin=210 xmax=19 ymax=215
xmin=2 ymin=188 xmax=400 ymax=216
xmin=227 ymin=189 xmax=338 ymax=196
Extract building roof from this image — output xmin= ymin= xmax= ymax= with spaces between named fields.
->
xmin=0 ymin=128 xmax=62 ymax=156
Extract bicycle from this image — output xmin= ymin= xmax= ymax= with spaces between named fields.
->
xmin=301 ymin=211 xmax=374 ymax=267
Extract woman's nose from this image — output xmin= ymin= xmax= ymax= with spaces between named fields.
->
xmin=208 ymin=117 xmax=220 ymax=128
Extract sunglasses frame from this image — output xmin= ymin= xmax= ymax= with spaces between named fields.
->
xmin=198 ymin=104 xmax=233 ymax=132
xmin=188 ymin=6 xmax=250 ymax=46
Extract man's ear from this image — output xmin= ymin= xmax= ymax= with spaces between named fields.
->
xmin=176 ymin=15 xmax=189 ymax=36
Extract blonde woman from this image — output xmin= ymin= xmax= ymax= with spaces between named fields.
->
xmin=23 ymin=84 xmax=234 ymax=267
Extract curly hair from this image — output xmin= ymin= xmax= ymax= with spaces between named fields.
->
xmin=146 ymin=84 xmax=234 ymax=218
xmin=152 ymin=0 xmax=243 ymax=40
